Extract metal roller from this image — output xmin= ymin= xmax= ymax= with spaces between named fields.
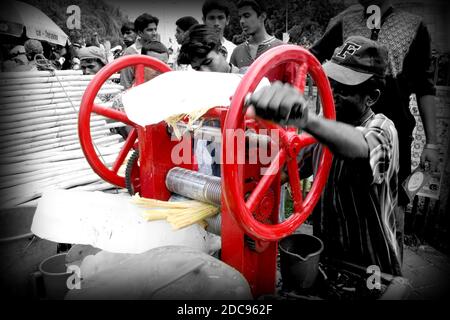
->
xmin=175 ymin=123 xmax=274 ymax=149
xmin=165 ymin=167 xmax=221 ymax=206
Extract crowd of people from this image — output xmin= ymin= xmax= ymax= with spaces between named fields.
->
xmin=0 ymin=0 xmax=439 ymax=278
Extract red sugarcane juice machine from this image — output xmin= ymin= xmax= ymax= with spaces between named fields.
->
xmin=78 ymin=45 xmax=335 ymax=298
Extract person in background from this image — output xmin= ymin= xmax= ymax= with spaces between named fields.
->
xmin=172 ymin=16 xmax=199 ymax=70
xmin=309 ymin=0 xmax=438 ymax=259
xmin=121 ymin=21 xmax=137 ymax=48
xmin=178 ymin=24 xmax=240 ymax=177
xmin=121 ymin=13 xmax=160 ymax=88
xmin=49 ymin=45 xmax=67 ymax=70
xmin=59 ymin=43 xmax=79 ymax=70
xmin=246 ymin=36 xmax=402 ymax=276
xmin=202 ymin=0 xmax=236 ymax=62
xmin=2 ymin=45 xmax=28 ymax=71
xmin=175 ymin=16 xmax=199 ymax=45
xmin=141 ymin=40 xmax=170 ymax=82
xmin=178 ymin=24 xmax=239 ymax=73
xmin=23 ymin=39 xmax=44 ymax=71
xmin=230 ymin=0 xmax=283 ymax=69
xmin=78 ymin=46 xmax=107 ymax=75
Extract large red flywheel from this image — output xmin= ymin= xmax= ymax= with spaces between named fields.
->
xmin=78 ymin=55 xmax=171 ymax=187
xmin=222 ymin=45 xmax=336 ymax=241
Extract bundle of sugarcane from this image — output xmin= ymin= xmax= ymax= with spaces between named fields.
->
xmin=0 ymin=70 xmax=128 ymax=208
xmin=132 ymin=195 xmax=220 ymax=230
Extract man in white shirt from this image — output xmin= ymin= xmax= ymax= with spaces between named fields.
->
xmin=120 ymin=13 xmax=160 ymax=89
xmin=202 ymin=0 xmax=236 ymax=62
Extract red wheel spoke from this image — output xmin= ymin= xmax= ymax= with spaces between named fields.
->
xmin=246 ymin=149 xmax=287 ymax=213
xmin=293 ymin=63 xmax=308 ymax=93
xmin=92 ymin=103 xmax=135 ymax=126
xmin=286 ymin=158 xmax=303 ymax=212
xmin=298 ymin=133 xmax=317 ymax=148
xmin=112 ymin=128 xmax=138 ymax=173
xmin=134 ymin=64 xmax=145 ymax=85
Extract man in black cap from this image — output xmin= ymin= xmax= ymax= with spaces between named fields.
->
xmin=247 ymin=35 xmax=402 ymax=276
xmin=310 ymin=1 xmax=439 ymax=260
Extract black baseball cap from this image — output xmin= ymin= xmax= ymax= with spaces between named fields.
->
xmin=322 ymin=35 xmax=388 ymax=86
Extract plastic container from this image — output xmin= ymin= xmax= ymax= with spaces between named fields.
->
xmin=279 ymin=233 xmax=324 ymax=290
xmin=38 ymin=253 xmax=70 ymax=299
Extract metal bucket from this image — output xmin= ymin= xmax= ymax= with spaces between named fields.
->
xmin=38 ymin=253 xmax=70 ymax=299
xmin=279 ymin=234 xmax=324 ymax=290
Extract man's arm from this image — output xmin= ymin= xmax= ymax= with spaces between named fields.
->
xmin=408 ymin=22 xmax=438 ymax=170
xmin=246 ymin=82 xmax=368 ymax=160
xmin=303 ymin=112 xmax=368 ymax=160
xmin=418 ymin=95 xmax=439 ymax=170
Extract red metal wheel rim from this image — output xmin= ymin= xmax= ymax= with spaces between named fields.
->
xmin=78 ymin=55 xmax=172 ymax=187
xmin=223 ymin=45 xmax=335 ymax=241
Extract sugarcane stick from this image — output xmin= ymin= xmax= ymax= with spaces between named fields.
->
xmin=14 ymin=182 xmax=124 ymax=207
xmin=0 ymin=161 xmax=97 ymax=188
xmin=0 ymin=138 xmax=124 ymax=164
xmin=0 ymin=128 xmax=111 ymax=148
xmin=0 ymin=122 xmax=109 ymax=152
xmin=0 ymin=113 xmax=107 ymax=133
xmin=0 ymin=108 xmax=80 ymax=123
xmin=0 ymin=129 xmax=110 ymax=149
xmin=0 ymin=95 xmax=116 ymax=110
xmin=0 ymin=81 xmax=89 ymax=91
xmin=0 ymin=70 xmax=119 ymax=82
xmin=0 ymin=97 xmax=80 ymax=109
xmin=1 ymin=154 xmax=120 ymax=189
xmin=0 ymin=130 xmax=120 ymax=154
xmin=0 ymin=85 xmax=123 ymax=97
xmin=0 ymin=93 xmax=118 ymax=117
xmin=0 ymin=128 xmax=110 ymax=147
xmin=0 ymin=75 xmax=96 ymax=86
xmin=0 ymin=158 xmax=115 ymax=184
xmin=9 ymin=169 xmax=105 ymax=198
xmin=0 ymin=153 xmax=117 ymax=177
xmin=0 ymin=112 xmax=107 ymax=131
xmin=0 ymin=88 xmax=121 ymax=104
xmin=70 ymin=181 xmax=119 ymax=192
xmin=0 ymin=101 xmax=81 ymax=116
xmin=10 ymin=144 xmax=124 ymax=167
xmin=0 ymin=170 xmax=103 ymax=208
xmin=0 ymin=120 xmax=122 ymax=140
xmin=0 ymin=153 xmax=117 ymax=176
xmin=0 ymin=70 xmax=83 ymax=79
xmin=0 ymin=100 xmax=80 ymax=111
xmin=0 ymin=167 xmax=97 ymax=197
xmin=0 ymin=118 xmax=106 ymax=136
xmin=0 ymin=91 xmax=84 ymax=104
xmin=1 ymin=135 xmax=122 ymax=158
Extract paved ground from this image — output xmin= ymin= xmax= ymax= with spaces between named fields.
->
xmin=402 ymin=245 xmax=450 ymax=300
xmin=296 ymin=223 xmax=450 ymax=299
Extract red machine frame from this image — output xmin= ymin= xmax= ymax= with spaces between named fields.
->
xmin=78 ymin=46 xmax=335 ymax=297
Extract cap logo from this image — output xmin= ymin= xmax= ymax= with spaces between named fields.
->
xmin=336 ymin=42 xmax=361 ymax=59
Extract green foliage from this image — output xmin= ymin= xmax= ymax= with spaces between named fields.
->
xmin=20 ymin=0 xmax=129 ymax=46
xmin=226 ymin=0 xmax=346 ymax=46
